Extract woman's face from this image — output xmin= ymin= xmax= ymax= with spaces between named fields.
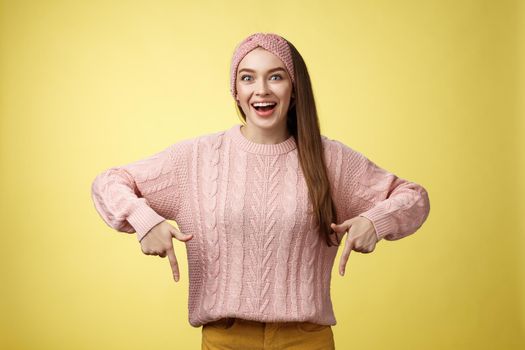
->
xmin=235 ymin=47 xmax=293 ymax=132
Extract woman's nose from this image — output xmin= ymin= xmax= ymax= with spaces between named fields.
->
xmin=255 ymin=79 xmax=270 ymax=95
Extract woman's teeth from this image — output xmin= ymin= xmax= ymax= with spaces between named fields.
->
xmin=252 ymin=102 xmax=277 ymax=110
xmin=252 ymin=102 xmax=277 ymax=116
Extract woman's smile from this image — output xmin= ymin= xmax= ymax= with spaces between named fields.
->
xmin=252 ymin=101 xmax=278 ymax=117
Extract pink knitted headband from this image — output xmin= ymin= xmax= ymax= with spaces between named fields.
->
xmin=230 ymin=32 xmax=295 ymax=99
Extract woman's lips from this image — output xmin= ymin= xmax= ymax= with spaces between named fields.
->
xmin=252 ymin=104 xmax=277 ymax=117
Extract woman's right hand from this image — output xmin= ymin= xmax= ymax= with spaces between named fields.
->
xmin=139 ymin=221 xmax=193 ymax=282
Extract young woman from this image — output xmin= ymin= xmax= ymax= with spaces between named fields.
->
xmin=91 ymin=32 xmax=431 ymax=350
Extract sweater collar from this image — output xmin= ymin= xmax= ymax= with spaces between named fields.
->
xmin=228 ymin=124 xmax=297 ymax=155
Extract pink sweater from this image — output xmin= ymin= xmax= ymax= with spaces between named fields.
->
xmin=91 ymin=123 xmax=430 ymax=327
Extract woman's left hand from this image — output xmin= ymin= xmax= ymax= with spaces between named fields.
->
xmin=331 ymin=216 xmax=379 ymax=276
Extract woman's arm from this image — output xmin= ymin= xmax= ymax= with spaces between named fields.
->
xmin=340 ymin=145 xmax=431 ymax=242
xmin=90 ymin=139 xmax=192 ymax=242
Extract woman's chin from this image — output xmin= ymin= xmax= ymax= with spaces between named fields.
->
xmin=250 ymin=109 xmax=285 ymax=124
xmin=248 ymin=114 xmax=281 ymax=128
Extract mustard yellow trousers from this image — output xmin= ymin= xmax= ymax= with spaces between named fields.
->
xmin=201 ymin=317 xmax=336 ymax=350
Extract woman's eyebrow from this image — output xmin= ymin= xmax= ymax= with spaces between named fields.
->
xmin=238 ymin=67 xmax=286 ymax=74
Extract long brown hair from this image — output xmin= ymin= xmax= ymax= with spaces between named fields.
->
xmin=234 ymin=39 xmax=342 ymax=247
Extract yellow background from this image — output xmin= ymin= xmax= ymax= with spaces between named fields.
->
xmin=1 ymin=0 xmax=524 ymax=349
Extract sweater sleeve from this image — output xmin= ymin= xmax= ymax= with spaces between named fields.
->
xmin=91 ymin=140 xmax=191 ymax=242
xmin=339 ymin=144 xmax=431 ymax=242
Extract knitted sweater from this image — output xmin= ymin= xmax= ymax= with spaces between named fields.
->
xmin=91 ymin=123 xmax=430 ymax=327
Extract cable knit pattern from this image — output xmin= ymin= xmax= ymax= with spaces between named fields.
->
xmin=91 ymin=123 xmax=431 ymax=327
xmin=202 ymin=134 xmax=222 ymax=313
xmin=226 ymin=143 xmax=247 ymax=313
xmin=273 ymin=152 xmax=297 ymax=315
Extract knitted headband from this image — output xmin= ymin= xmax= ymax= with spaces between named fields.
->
xmin=230 ymin=32 xmax=295 ymax=99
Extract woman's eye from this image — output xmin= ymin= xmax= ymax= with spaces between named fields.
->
xmin=240 ymin=74 xmax=283 ymax=81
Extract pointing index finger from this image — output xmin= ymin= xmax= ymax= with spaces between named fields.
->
xmin=340 ymin=238 xmax=354 ymax=276
xmin=166 ymin=246 xmax=180 ymax=282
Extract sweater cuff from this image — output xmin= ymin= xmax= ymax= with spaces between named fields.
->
xmin=127 ymin=203 xmax=166 ymax=242
xmin=358 ymin=205 xmax=395 ymax=241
